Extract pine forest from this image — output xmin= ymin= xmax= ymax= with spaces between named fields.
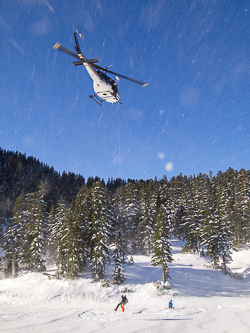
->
xmin=0 ymin=148 xmax=249 ymax=283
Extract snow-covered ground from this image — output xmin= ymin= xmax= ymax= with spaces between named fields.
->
xmin=1 ymin=240 xmax=250 ymax=333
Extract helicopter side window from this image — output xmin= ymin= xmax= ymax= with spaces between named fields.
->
xmin=103 ymin=73 xmax=111 ymax=84
xmin=99 ymin=71 xmax=113 ymax=85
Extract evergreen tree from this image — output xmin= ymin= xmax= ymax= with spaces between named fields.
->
xmin=67 ymin=200 xmax=89 ymax=278
xmin=123 ymin=182 xmax=140 ymax=253
xmin=50 ymin=188 xmax=91 ymax=278
xmin=181 ymin=174 xmax=211 ymax=252
xmin=3 ymin=186 xmax=48 ymax=273
xmin=112 ymin=256 xmax=126 ymax=285
xmin=201 ymin=183 xmax=233 ymax=269
xmin=54 ymin=202 xmax=87 ymax=278
xmin=17 ymin=192 xmax=34 ymax=267
xmin=58 ymin=205 xmax=73 ymax=277
xmin=113 ymin=229 xmax=127 ymax=263
xmin=232 ymin=169 xmax=250 ymax=244
xmin=29 ymin=187 xmax=48 ymax=271
xmin=158 ymin=175 xmax=178 ymax=238
xmin=113 ymin=187 xmax=127 ymax=259
xmin=2 ymin=218 xmax=22 ymax=277
xmin=151 ymin=204 xmax=173 ymax=283
xmin=147 ymin=178 xmax=159 ymax=219
xmin=222 ymin=168 xmax=240 ymax=245
xmin=3 ymin=191 xmax=33 ymax=272
xmin=49 ymin=199 xmax=68 ymax=276
xmin=138 ymin=186 xmax=155 ymax=255
xmin=72 ymin=185 xmax=92 ymax=269
xmin=169 ymin=174 xmax=187 ymax=238
xmin=91 ymin=181 xmax=113 ymax=281
xmin=112 ymin=186 xmax=127 ymax=284
xmin=2 ymin=191 xmax=26 ymax=276
xmin=201 ymin=209 xmax=232 ymax=268
xmin=30 ymin=206 xmax=47 ymax=271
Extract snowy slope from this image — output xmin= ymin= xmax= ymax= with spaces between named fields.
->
xmin=0 ymin=239 xmax=250 ymax=333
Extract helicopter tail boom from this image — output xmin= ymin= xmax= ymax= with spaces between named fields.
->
xmin=74 ymin=32 xmax=81 ymax=54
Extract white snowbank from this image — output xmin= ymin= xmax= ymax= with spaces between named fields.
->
xmin=0 ymin=239 xmax=250 ymax=332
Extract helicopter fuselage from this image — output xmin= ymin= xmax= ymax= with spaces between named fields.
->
xmin=83 ymin=62 xmax=121 ymax=104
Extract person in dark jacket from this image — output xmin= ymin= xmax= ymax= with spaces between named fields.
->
xmin=114 ymin=295 xmax=128 ymax=311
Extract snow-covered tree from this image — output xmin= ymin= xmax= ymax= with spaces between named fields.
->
xmin=112 ymin=256 xmax=126 ymax=285
xmin=30 ymin=206 xmax=47 ymax=271
xmin=181 ymin=174 xmax=212 ymax=252
xmin=71 ymin=185 xmax=92 ymax=271
xmin=2 ymin=220 xmax=22 ymax=277
xmin=3 ymin=185 xmax=48 ymax=273
xmin=91 ymin=181 xmax=113 ymax=281
xmin=123 ymin=182 xmax=140 ymax=253
xmin=113 ymin=223 xmax=127 ymax=264
xmin=53 ymin=202 xmax=86 ymax=278
xmin=2 ymin=191 xmax=26 ymax=276
xmin=201 ymin=182 xmax=233 ymax=269
xmin=29 ymin=186 xmax=48 ymax=271
xmin=201 ymin=210 xmax=232 ymax=268
xmin=232 ymin=169 xmax=250 ymax=245
xmin=49 ymin=199 xmax=68 ymax=276
xmin=168 ymin=174 xmax=187 ymax=238
xmin=138 ymin=187 xmax=155 ymax=255
xmin=111 ymin=186 xmax=127 ymax=284
xmin=151 ymin=204 xmax=173 ymax=283
xmin=57 ymin=205 xmax=73 ymax=277
xmin=113 ymin=187 xmax=127 ymax=262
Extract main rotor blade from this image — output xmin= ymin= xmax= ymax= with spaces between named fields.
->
xmin=111 ymin=71 xmax=148 ymax=87
xmin=53 ymin=43 xmax=80 ymax=60
xmin=53 ymin=43 xmax=148 ymax=87
xmin=92 ymin=64 xmax=148 ymax=87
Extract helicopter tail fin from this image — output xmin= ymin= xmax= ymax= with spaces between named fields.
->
xmin=86 ymin=58 xmax=99 ymax=64
xmin=73 ymin=58 xmax=99 ymax=66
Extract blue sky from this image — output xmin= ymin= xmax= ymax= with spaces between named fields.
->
xmin=1 ymin=0 xmax=249 ymax=181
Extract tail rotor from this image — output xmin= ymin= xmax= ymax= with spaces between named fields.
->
xmin=73 ymin=24 xmax=84 ymax=42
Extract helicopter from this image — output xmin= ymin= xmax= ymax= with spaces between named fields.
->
xmin=53 ymin=29 xmax=148 ymax=106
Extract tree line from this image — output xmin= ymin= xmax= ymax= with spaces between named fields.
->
xmin=0 ymin=148 xmax=85 ymax=231
xmin=0 ymin=148 xmax=250 ymax=283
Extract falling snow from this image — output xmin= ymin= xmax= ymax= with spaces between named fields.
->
xmin=1 ymin=1 xmax=249 ymax=181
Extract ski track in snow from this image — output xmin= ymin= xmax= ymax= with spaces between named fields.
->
xmin=1 ymin=239 xmax=250 ymax=332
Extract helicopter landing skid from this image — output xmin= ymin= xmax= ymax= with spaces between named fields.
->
xmin=89 ymin=93 xmax=122 ymax=106
xmin=89 ymin=94 xmax=103 ymax=106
